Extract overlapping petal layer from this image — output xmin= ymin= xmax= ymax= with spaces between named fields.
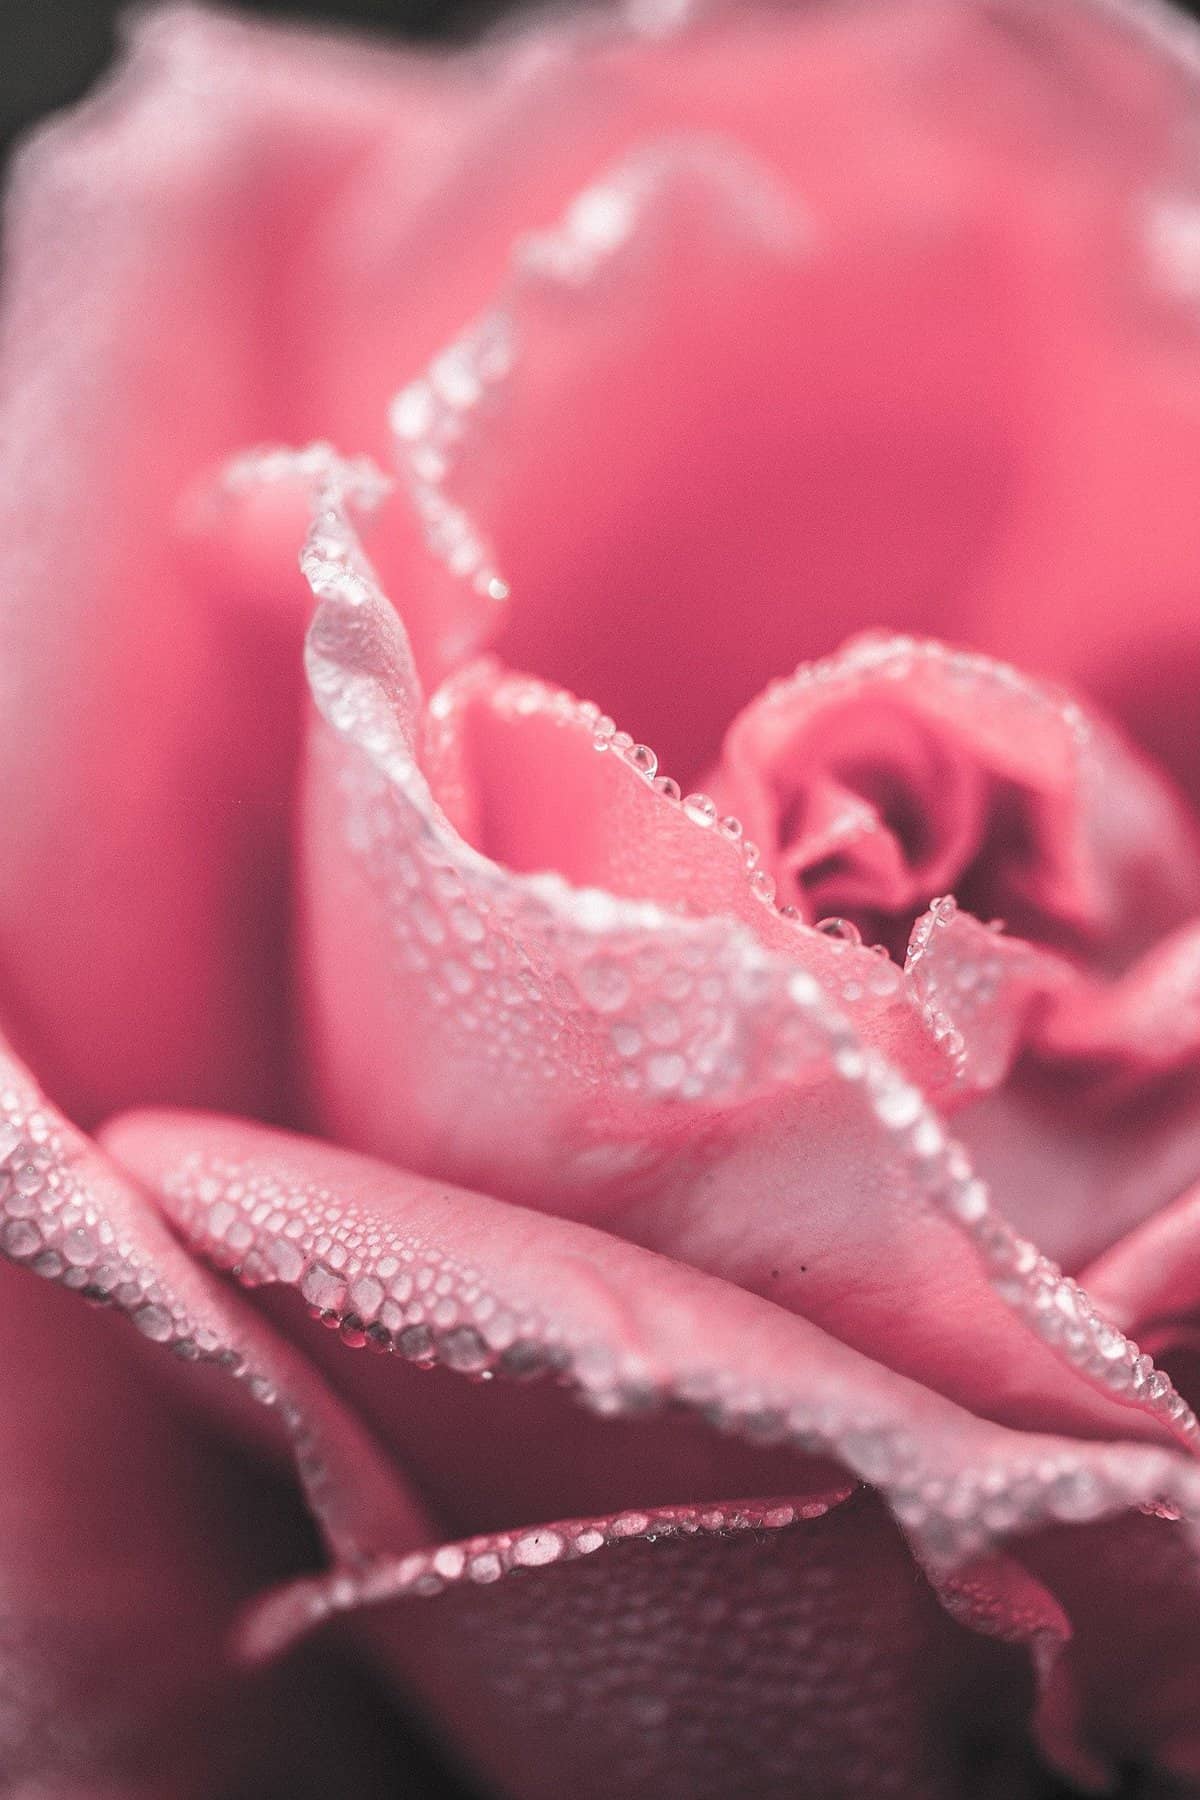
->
xmin=7 ymin=1 xmax=1200 ymax=1795
xmin=706 ymin=633 xmax=1200 ymax=959
xmin=371 ymin=0 xmax=1200 ymax=795
xmin=0 ymin=1034 xmax=451 ymax=1794
xmin=104 ymin=1107 xmax=1200 ymax=1798
xmin=294 ymin=464 xmax=1200 ymax=1449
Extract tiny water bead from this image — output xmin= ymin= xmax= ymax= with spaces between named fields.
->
xmin=682 ymin=793 xmax=718 ymax=827
xmin=750 ymin=868 xmax=776 ymax=905
xmin=0 ymin=1066 xmax=426 ymax=1562
xmin=296 ymin=466 xmax=1200 ymax=1476
xmin=243 ymin=1493 xmax=844 ymax=1666
xmin=815 ymin=917 xmax=862 ymax=945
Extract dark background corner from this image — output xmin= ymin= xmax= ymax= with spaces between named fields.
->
xmin=0 ymin=0 xmax=509 ymax=166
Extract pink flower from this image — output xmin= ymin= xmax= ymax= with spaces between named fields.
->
xmin=5 ymin=0 xmax=1200 ymax=1791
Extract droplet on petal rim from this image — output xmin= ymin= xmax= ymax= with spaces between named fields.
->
xmin=284 ymin=464 xmax=1200 ymax=1455
xmin=816 ymin=917 xmax=863 ymax=945
xmin=239 ymin=1489 xmax=852 ymax=1661
xmin=105 ymin=1109 xmax=1200 ymax=1616
xmin=682 ymin=792 xmax=718 ymax=826
xmin=386 ymin=133 xmax=806 ymax=683
xmin=0 ymin=1035 xmax=426 ymax=1565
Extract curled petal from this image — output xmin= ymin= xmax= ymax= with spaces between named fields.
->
xmin=104 ymin=1108 xmax=1200 ymax=1795
xmin=1036 ymin=917 xmax=1200 ymax=1084
xmin=105 ymin=1109 xmax=1200 ymax=1569
xmin=254 ymin=1492 xmax=1055 ymax=1800
xmin=903 ymin=897 xmax=1068 ymax=1094
xmin=0 ymin=1033 xmax=427 ymax=1563
xmin=707 ymin=632 xmax=1200 ymax=960
xmin=293 ymin=473 xmax=1193 ymax=1447
xmin=1080 ymin=1179 xmax=1200 ymax=1336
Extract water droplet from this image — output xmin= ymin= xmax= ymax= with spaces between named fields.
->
xmin=578 ymin=957 xmax=632 ymax=1013
xmin=950 ymin=1179 xmax=988 ymax=1223
xmin=133 ymin=1303 xmax=173 ymax=1343
xmin=301 ymin=1262 xmax=346 ymax=1312
xmin=440 ymin=1326 xmax=490 ymax=1372
xmin=682 ymin=793 xmax=717 ymax=827
xmin=2 ymin=1219 xmax=40 ymax=1259
xmin=513 ymin=1528 xmax=564 ymax=1567
xmin=349 ymin=1275 xmax=384 ymax=1318
xmin=647 ymin=1052 xmax=687 ymax=1093
xmin=269 ymin=1238 xmax=305 ymax=1282
xmin=816 ymin=917 xmax=862 ymax=944
xmin=718 ymin=815 xmax=743 ymax=841
xmin=626 ymin=743 xmax=658 ymax=779
xmin=653 ymin=776 xmax=681 ymax=802
xmin=873 ymin=1081 xmax=923 ymax=1130
xmin=398 ymin=1323 xmax=435 ymax=1361
xmin=433 ymin=1545 xmax=466 ymax=1580
xmin=62 ymin=1228 xmax=95 ymax=1267
xmin=750 ymin=868 xmax=776 ymax=904
xmin=450 ymin=904 xmax=485 ymax=944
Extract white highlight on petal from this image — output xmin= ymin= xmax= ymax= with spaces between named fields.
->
xmin=387 ymin=134 xmax=807 ymax=618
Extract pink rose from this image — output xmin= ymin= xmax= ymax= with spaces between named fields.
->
xmin=7 ymin=0 xmax=1200 ymax=1791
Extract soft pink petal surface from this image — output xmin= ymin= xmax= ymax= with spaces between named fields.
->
xmin=294 ymin=466 xmax=1200 ymax=1451
xmin=0 ymin=6 xmax=482 ymax=1127
xmin=9 ymin=1 xmax=1200 ymax=1794
xmin=102 ymin=1107 xmax=1200 ymax=1796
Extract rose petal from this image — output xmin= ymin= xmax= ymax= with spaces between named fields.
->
xmin=1077 ymin=1179 xmax=1200 ymax=1336
xmin=103 ymin=1107 xmax=1200 ymax=1795
xmin=104 ymin=1109 xmax=1200 ymax=1562
xmin=908 ymin=908 xmax=1200 ymax=1273
xmin=1022 ymin=1507 xmax=1200 ymax=1792
xmin=293 ymin=470 xmax=1194 ymax=1447
xmin=382 ymin=110 xmax=1016 ymax=783
xmin=0 ymin=5 xmax=477 ymax=1126
xmin=0 ymin=1159 xmax=444 ymax=1795
xmin=253 ymin=1491 xmax=1052 ymax=1800
xmin=0 ymin=1253 xmax=278 ymax=1797
xmin=417 ymin=649 xmax=953 ymax=1075
xmin=0 ymin=1032 xmax=428 ymax=1565
xmin=368 ymin=0 xmax=1200 ymax=798
xmin=706 ymin=632 xmax=1200 ymax=960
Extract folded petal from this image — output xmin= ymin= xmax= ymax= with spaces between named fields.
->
xmin=707 ymin=632 xmax=1200 ymax=962
xmin=294 ymin=467 xmax=1194 ymax=1447
xmin=371 ymin=0 xmax=1200 ymax=803
xmin=0 ymin=1249 xmax=468 ymax=1797
xmin=255 ymin=1491 xmax=1053 ymax=1800
xmin=1022 ymin=1506 xmax=1200 ymax=1792
xmin=105 ymin=1109 xmax=1200 ymax=1557
xmin=105 ymin=1106 xmax=1200 ymax=1797
xmin=0 ymin=1030 xmax=429 ymax=1566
